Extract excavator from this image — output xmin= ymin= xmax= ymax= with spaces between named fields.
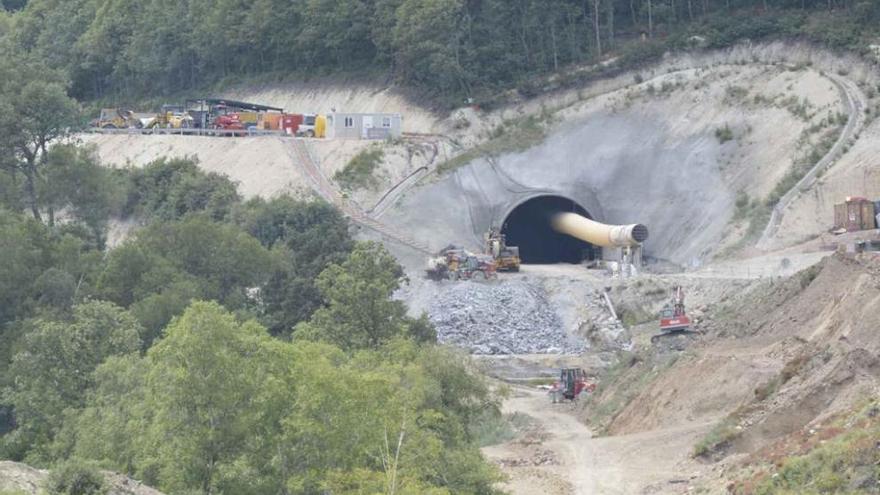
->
xmin=651 ymin=285 xmax=702 ymax=343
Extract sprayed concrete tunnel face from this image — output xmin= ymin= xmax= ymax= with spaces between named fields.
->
xmin=502 ymin=195 xmax=596 ymax=264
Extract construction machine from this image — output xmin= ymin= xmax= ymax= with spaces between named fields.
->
xmin=651 ymin=285 xmax=701 ymax=343
xmin=148 ymin=104 xmax=194 ymax=129
xmin=426 ymin=246 xmax=497 ymax=281
xmin=549 ymin=368 xmax=595 ymax=403
xmin=91 ymin=108 xmax=142 ymax=129
xmin=485 ymin=227 xmax=520 ymax=272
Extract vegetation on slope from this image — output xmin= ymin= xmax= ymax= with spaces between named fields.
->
xmin=334 ymin=146 xmax=385 ymax=191
xmin=0 ymin=142 xmax=502 ymax=494
xmin=729 ymin=400 xmax=880 ymax=494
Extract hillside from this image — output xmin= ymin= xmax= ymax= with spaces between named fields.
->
xmin=6 ymin=1 xmax=880 ymax=493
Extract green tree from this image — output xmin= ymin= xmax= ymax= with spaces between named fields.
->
xmin=392 ymin=0 xmax=470 ymax=95
xmin=40 ymin=145 xmax=124 ymax=247
xmin=124 ymin=157 xmax=240 ymax=222
xmin=234 ymin=196 xmax=353 ymax=334
xmin=2 ymin=301 xmax=141 ymax=461
xmin=0 ymin=63 xmax=80 ymax=221
xmin=294 ymin=242 xmax=435 ymax=350
xmin=97 ymin=216 xmax=274 ymax=343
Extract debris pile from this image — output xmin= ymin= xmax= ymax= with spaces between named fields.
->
xmin=428 ymin=281 xmax=586 ymax=355
xmin=578 ymin=290 xmax=632 ymax=352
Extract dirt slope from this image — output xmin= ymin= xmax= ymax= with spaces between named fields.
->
xmin=483 ymin=386 xmax=710 ymax=495
xmin=590 ymin=253 xmax=880 ymax=458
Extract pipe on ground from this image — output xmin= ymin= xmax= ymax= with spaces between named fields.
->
xmin=550 ymin=212 xmax=648 ymax=247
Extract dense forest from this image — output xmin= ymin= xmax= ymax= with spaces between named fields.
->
xmin=0 ymin=148 xmax=505 ymax=494
xmin=2 ymin=0 xmax=880 ymax=106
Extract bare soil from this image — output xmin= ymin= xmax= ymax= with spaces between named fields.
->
xmin=482 ymin=386 xmax=711 ymax=494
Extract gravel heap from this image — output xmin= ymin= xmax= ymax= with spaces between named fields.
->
xmin=427 ymin=281 xmax=587 ymax=355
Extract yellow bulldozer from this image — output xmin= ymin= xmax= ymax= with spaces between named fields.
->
xmin=485 ymin=227 xmax=520 ymax=272
xmin=145 ymin=105 xmax=194 ymax=129
xmin=91 ymin=108 xmax=142 ymax=129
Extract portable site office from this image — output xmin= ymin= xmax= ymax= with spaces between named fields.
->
xmin=327 ymin=113 xmax=403 ymax=140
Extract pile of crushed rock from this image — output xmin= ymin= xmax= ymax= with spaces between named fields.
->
xmin=427 ymin=281 xmax=587 ymax=355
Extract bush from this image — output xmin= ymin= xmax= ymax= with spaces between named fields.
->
xmin=46 ymin=461 xmax=107 ymax=495
xmin=694 ymin=417 xmax=740 ymax=457
xmin=715 ymin=125 xmax=734 ymax=144
xmin=333 ymin=147 xmax=385 ymax=190
xmin=123 ymin=158 xmax=240 ymax=221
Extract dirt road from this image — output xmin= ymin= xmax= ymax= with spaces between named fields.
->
xmin=483 ymin=386 xmax=712 ymax=495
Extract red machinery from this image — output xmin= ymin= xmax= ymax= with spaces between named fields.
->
xmin=651 ymin=285 xmax=700 ymax=343
xmin=549 ymin=368 xmax=595 ymax=403
xmin=213 ymin=113 xmax=245 ymax=133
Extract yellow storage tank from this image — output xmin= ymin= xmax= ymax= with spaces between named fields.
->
xmin=315 ymin=114 xmax=327 ymax=138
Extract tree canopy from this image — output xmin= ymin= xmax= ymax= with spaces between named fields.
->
xmin=4 ymin=0 xmax=878 ymax=105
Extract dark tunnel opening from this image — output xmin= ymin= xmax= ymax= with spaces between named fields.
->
xmin=501 ymin=195 xmax=596 ymax=264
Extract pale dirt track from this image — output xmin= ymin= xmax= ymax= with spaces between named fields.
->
xmin=483 ymin=386 xmax=712 ymax=495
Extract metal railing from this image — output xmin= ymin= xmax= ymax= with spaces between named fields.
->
xmin=85 ymin=127 xmax=291 ymax=137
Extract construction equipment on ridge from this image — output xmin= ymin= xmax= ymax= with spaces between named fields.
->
xmin=651 ymin=285 xmax=701 ymax=343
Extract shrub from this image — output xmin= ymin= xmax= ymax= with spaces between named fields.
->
xmin=333 ymin=147 xmax=385 ymax=190
xmin=694 ymin=417 xmax=740 ymax=457
xmin=46 ymin=461 xmax=107 ymax=495
xmin=715 ymin=125 xmax=734 ymax=144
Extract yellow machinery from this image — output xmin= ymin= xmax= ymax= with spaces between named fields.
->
xmin=92 ymin=108 xmax=141 ymax=129
xmin=485 ymin=227 xmax=520 ymax=272
xmin=147 ymin=105 xmax=194 ymax=129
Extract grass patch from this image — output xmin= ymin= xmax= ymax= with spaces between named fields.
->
xmin=715 ymin=124 xmax=735 ymax=143
xmin=766 ymin=128 xmax=840 ymax=207
xmin=694 ymin=416 xmax=741 ymax=458
xmin=470 ymin=410 xmax=534 ymax=447
xmin=333 ymin=146 xmax=385 ymax=191
xmin=721 ymin=195 xmax=772 ymax=256
xmin=748 ymin=407 xmax=880 ymax=494
xmin=435 ymin=113 xmax=550 ymax=175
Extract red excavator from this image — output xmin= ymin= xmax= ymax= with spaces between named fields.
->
xmin=549 ymin=368 xmax=596 ymax=403
xmin=651 ymin=285 xmax=701 ymax=343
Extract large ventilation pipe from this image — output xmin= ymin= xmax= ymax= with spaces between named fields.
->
xmin=550 ymin=212 xmax=648 ymax=247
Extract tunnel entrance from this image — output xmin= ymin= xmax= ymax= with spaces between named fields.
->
xmin=501 ymin=195 xmax=596 ymax=264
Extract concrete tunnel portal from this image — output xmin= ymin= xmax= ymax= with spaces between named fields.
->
xmin=501 ymin=195 xmax=597 ymax=264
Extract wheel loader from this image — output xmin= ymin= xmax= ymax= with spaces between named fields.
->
xmin=485 ymin=227 xmax=520 ymax=272
xmin=91 ymin=108 xmax=142 ymax=129
xmin=425 ymin=246 xmax=497 ymax=281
